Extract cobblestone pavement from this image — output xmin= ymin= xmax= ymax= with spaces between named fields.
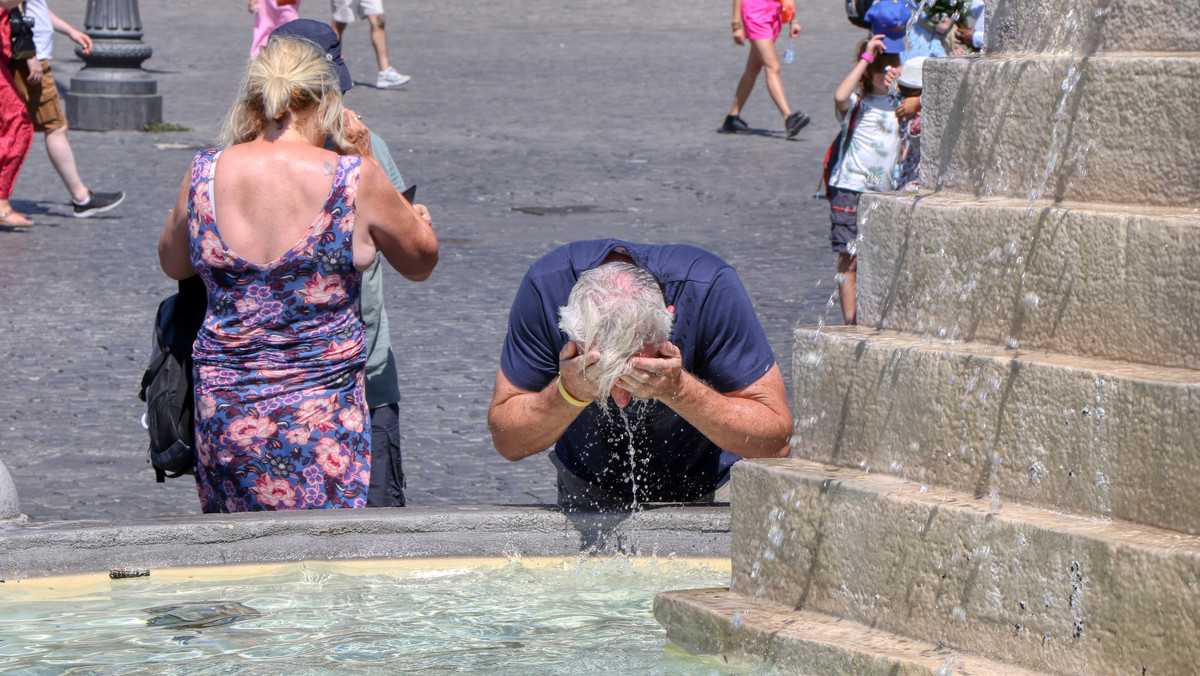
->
xmin=0 ymin=0 xmax=862 ymax=522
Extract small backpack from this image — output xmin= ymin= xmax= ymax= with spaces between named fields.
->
xmin=846 ymin=0 xmax=877 ymax=29
xmin=139 ymin=276 xmax=206 ymax=482
xmin=817 ymin=96 xmax=864 ymax=200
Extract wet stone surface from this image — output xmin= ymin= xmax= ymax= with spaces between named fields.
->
xmin=0 ymin=0 xmax=861 ymax=521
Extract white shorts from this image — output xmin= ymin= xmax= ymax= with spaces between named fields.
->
xmin=331 ymin=0 xmax=384 ymax=23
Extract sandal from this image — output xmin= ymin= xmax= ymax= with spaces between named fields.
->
xmin=0 ymin=210 xmax=34 ymax=229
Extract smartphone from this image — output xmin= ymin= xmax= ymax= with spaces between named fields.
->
xmin=401 ymin=184 xmax=417 ymax=203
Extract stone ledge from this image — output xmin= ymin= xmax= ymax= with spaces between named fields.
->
xmin=856 ymin=192 xmax=1200 ymax=370
xmin=986 ymin=0 xmax=1200 ymax=55
xmin=728 ymin=458 xmax=1200 ymax=674
xmin=791 ymin=326 xmax=1200 ymax=533
xmin=923 ymin=55 xmax=1200 ymax=207
xmin=655 ymin=588 xmax=1050 ymax=676
xmin=0 ymin=505 xmax=730 ymax=580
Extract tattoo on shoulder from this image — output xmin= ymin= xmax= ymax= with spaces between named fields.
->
xmin=323 ymin=161 xmax=335 ymax=176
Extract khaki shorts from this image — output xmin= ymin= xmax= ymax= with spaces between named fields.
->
xmin=10 ymin=59 xmax=66 ymax=133
xmin=331 ymin=0 xmax=384 ymax=23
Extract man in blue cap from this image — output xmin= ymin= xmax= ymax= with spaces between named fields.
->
xmin=270 ymin=18 xmax=412 ymax=507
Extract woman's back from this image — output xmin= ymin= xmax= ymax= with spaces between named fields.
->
xmin=187 ymin=146 xmax=372 ymax=513
xmin=208 ymin=141 xmax=348 ymax=266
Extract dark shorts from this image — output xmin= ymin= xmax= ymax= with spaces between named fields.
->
xmin=367 ymin=403 xmax=406 ymax=507
xmin=829 ymin=186 xmax=862 ymax=255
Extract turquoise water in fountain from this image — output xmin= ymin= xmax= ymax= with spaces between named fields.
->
xmin=0 ymin=557 xmax=748 ymax=675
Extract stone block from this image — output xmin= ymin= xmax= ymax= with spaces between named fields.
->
xmin=922 ymin=55 xmax=1200 ymax=208
xmin=655 ymin=589 xmax=1049 ymax=675
xmin=855 ymin=193 xmax=1200 ymax=370
xmin=986 ymin=0 xmax=1200 ymax=55
xmin=791 ymin=326 xmax=1200 ymax=534
xmin=728 ymin=459 xmax=1200 ymax=675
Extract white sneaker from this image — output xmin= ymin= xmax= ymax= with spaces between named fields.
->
xmin=376 ymin=68 xmax=411 ymax=89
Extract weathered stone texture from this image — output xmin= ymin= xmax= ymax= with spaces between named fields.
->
xmin=728 ymin=459 xmax=1200 ymax=676
xmin=792 ymin=326 xmax=1200 ymax=534
xmin=987 ymin=0 xmax=1200 ymax=55
xmin=855 ymin=194 xmax=1200 ymax=370
xmin=923 ymin=56 xmax=1200 ymax=207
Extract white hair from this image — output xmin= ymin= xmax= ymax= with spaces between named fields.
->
xmin=557 ymin=262 xmax=674 ymax=398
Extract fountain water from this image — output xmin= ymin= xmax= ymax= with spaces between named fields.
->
xmin=656 ymin=0 xmax=1200 ymax=672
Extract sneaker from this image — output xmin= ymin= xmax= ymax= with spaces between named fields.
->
xmin=785 ymin=111 xmax=811 ymax=138
xmin=376 ymin=68 xmax=411 ymax=89
xmin=72 ymin=189 xmax=125 ymax=218
xmin=721 ymin=114 xmax=752 ymax=133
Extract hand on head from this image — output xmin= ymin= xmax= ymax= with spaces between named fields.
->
xmin=558 ymin=341 xmax=604 ymax=405
xmin=336 ymin=108 xmax=373 ymax=157
xmin=866 ymin=34 xmax=887 ymax=57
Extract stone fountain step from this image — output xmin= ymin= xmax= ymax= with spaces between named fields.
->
xmin=923 ymin=54 xmax=1200 ymax=208
xmin=986 ymin=0 xmax=1200 ymax=55
xmin=791 ymin=325 xmax=1200 ymax=534
xmin=855 ymin=192 xmax=1200 ymax=370
xmin=727 ymin=458 xmax=1200 ymax=675
xmin=655 ymin=588 xmax=1050 ymax=676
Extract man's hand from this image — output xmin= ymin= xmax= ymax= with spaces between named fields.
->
xmin=24 ymin=58 xmax=42 ymax=86
xmin=619 ymin=341 xmax=684 ymax=403
xmin=557 ymin=341 xmax=602 ymax=403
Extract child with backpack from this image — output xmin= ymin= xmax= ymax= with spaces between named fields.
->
xmin=826 ymin=33 xmax=902 ymax=325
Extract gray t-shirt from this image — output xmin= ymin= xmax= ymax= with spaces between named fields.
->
xmin=362 ymin=131 xmax=404 ymax=408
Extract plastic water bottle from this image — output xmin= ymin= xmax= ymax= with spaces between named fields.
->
xmin=783 ymin=37 xmax=795 ymax=64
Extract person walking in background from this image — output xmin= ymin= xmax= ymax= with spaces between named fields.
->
xmin=10 ymin=0 xmax=124 ymax=219
xmin=0 ymin=0 xmax=35 ymax=228
xmin=722 ymin=0 xmax=809 ymax=138
xmin=331 ymin=0 xmax=409 ymax=89
xmin=157 ymin=35 xmax=438 ymax=513
xmin=248 ymin=0 xmax=299 ymax=60
xmin=826 ymin=34 xmax=902 ymax=325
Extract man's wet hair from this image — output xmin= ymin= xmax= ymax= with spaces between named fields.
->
xmin=558 ymin=262 xmax=674 ymax=399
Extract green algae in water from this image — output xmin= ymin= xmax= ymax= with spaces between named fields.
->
xmin=0 ymin=557 xmax=759 ymax=674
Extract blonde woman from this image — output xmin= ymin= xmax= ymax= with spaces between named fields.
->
xmin=157 ymin=35 xmax=437 ymax=513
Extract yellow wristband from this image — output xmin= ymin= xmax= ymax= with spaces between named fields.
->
xmin=557 ymin=375 xmax=592 ymax=407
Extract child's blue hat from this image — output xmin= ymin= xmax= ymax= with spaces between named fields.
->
xmin=865 ymin=0 xmax=913 ymax=54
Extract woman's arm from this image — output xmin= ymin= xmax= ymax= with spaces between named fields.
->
xmin=731 ymin=0 xmax=744 ymax=45
xmin=356 ymin=161 xmax=439 ymax=281
xmin=158 ymin=169 xmax=195 ymax=280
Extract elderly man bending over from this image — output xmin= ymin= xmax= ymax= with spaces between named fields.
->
xmin=488 ymin=239 xmax=792 ymax=510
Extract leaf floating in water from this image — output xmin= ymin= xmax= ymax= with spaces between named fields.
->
xmin=144 ymin=602 xmax=262 ymax=629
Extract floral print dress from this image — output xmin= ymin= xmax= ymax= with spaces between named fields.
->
xmin=188 ymin=148 xmax=371 ymax=513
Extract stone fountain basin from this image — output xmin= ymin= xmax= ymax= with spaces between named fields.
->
xmin=0 ymin=506 xmax=730 ymax=580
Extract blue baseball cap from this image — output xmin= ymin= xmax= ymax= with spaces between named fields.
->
xmin=270 ymin=19 xmax=354 ymax=92
xmin=864 ymin=0 xmax=913 ymax=54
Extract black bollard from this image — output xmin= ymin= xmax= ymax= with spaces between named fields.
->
xmin=62 ymin=0 xmax=162 ymax=131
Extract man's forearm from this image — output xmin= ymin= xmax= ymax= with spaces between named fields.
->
xmin=665 ymin=370 xmax=792 ymax=458
xmin=488 ymin=378 xmax=588 ymax=461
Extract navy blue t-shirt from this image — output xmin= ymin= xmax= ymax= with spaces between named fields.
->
xmin=499 ymin=239 xmax=777 ymax=502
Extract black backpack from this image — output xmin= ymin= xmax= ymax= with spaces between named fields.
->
xmin=138 ymin=276 xmax=206 ymax=482
xmin=846 ymin=0 xmax=877 ymax=29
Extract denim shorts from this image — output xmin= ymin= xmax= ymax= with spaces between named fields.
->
xmin=828 ymin=186 xmax=862 ymax=255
